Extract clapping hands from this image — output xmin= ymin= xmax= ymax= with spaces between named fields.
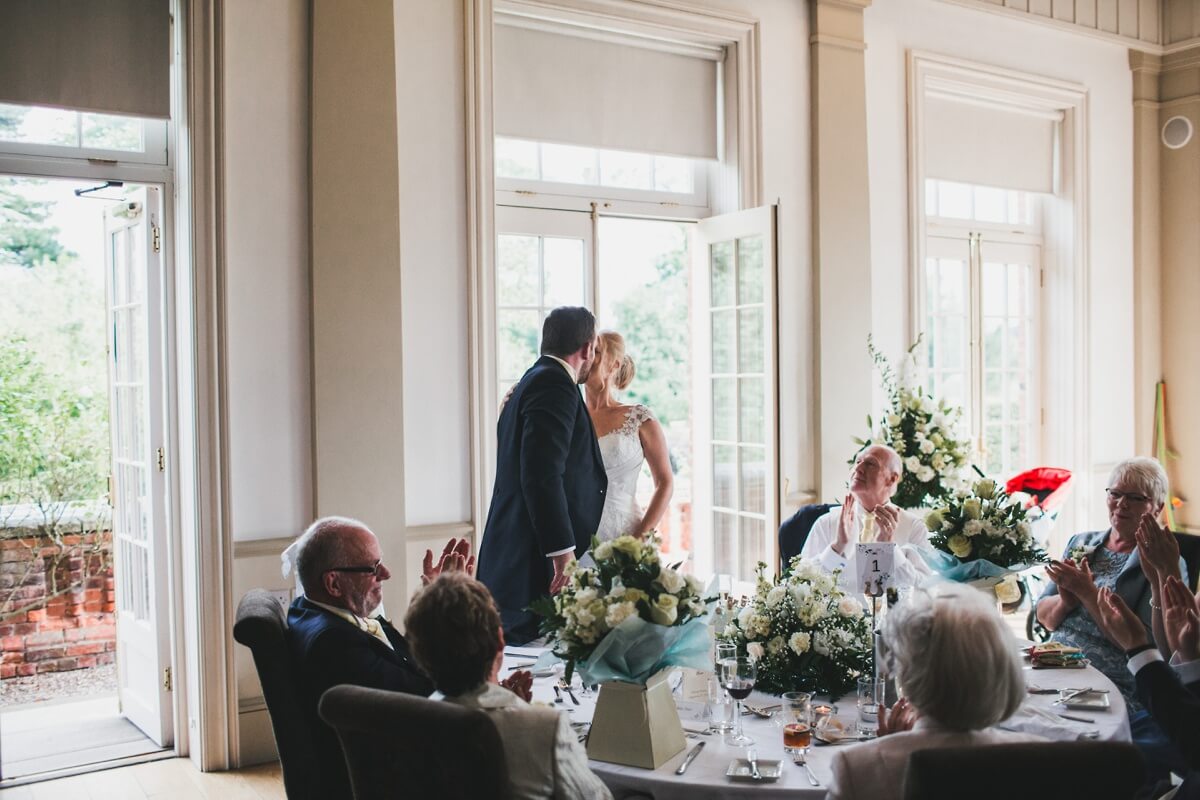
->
xmin=421 ymin=538 xmax=475 ymax=586
xmin=1095 ymin=587 xmax=1151 ymax=652
xmin=1162 ymin=575 xmax=1200 ymax=662
xmin=1046 ymin=558 xmax=1097 ymax=606
xmin=1136 ymin=513 xmax=1181 ymax=585
xmin=877 ymin=697 xmax=918 ymax=736
xmin=500 ymin=669 xmax=534 ymax=702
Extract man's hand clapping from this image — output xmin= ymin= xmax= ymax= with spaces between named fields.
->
xmin=1095 ymin=587 xmax=1151 ymax=652
xmin=499 ymin=669 xmax=534 ymax=702
xmin=421 ymin=538 xmax=475 ymax=586
xmin=1162 ymin=575 xmax=1200 ymax=663
xmin=833 ymin=494 xmax=857 ymax=556
xmin=872 ymin=504 xmax=900 ymax=543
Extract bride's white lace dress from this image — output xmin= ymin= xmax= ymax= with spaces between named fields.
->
xmin=595 ymin=405 xmax=654 ymax=542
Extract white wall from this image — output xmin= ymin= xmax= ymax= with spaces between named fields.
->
xmin=396 ymin=0 xmax=473 ymax=527
xmin=864 ymin=0 xmax=1135 ymax=536
xmin=223 ymin=0 xmax=313 ymax=544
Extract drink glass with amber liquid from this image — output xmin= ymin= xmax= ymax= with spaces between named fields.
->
xmin=782 ymin=691 xmax=812 ymax=755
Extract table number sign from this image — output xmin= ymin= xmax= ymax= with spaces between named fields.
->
xmin=856 ymin=542 xmax=896 ymax=597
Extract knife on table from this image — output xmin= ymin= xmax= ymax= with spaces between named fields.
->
xmin=675 ymin=742 xmax=704 ymax=775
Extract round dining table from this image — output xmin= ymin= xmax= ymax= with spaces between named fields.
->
xmin=503 ymin=647 xmax=1131 ymax=800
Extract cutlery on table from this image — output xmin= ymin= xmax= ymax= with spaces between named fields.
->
xmin=747 ymin=749 xmax=762 ymax=781
xmin=675 ymin=742 xmax=704 ymax=775
xmin=552 ymin=685 xmax=563 ymax=704
xmin=559 ymin=681 xmax=580 ymax=705
xmin=1057 ymin=711 xmax=1096 ymax=724
xmin=793 ymin=752 xmax=821 ymax=786
xmin=507 ymin=662 xmax=535 ymax=671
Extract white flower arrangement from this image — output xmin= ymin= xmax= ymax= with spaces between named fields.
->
xmin=855 ymin=336 xmax=972 ymax=509
xmin=924 ymin=479 xmax=1047 ymax=571
xmin=720 ymin=559 xmax=872 ymax=697
xmin=532 ymin=534 xmax=707 ymax=681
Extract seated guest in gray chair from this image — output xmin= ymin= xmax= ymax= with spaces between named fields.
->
xmin=828 ymin=583 xmax=1040 ymax=800
xmin=405 ymin=572 xmax=612 ymax=800
xmin=287 ymin=517 xmax=470 ymax=797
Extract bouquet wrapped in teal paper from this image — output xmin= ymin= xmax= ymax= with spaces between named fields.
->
xmin=530 ymin=534 xmax=710 ymax=684
xmin=920 ymin=478 xmax=1048 ymax=587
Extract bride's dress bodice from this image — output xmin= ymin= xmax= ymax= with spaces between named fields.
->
xmin=595 ymin=405 xmax=653 ymax=542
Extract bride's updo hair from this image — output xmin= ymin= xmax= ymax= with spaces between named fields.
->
xmin=598 ymin=330 xmax=636 ymax=391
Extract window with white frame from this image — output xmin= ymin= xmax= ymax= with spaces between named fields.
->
xmin=0 ymin=103 xmax=168 ymax=165
xmin=921 ymin=179 xmax=1042 ymax=479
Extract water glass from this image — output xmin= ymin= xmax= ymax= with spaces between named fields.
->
xmin=857 ymin=676 xmax=885 ymax=736
xmin=707 ymin=642 xmax=738 ymax=732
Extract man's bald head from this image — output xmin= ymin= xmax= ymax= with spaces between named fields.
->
xmin=295 ymin=516 xmax=374 ymax=598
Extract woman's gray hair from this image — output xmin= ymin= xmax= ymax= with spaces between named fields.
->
xmin=881 ymin=582 xmax=1025 ymax=731
xmin=1108 ymin=457 xmax=1169 ymax=507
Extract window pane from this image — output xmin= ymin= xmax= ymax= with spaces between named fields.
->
xmin=937 ymin=258 xmax=966 ymax=313
xmin=543 ymin=237 xmax=584 ymax=306
xmin=973 ymin=186 xmax=1007 ymax=223
xmin=738 ymin=307 xmax=764 ymax=373
xmin=940 ymin=370 xmax=966 ymax=413
xmin=600 ymin=150 xmax=652 ymax=190
xmin=738 ymin=516 xmax=766 ymax=583
xmin=740 ymin=447 xmax=766 ymax=514
xmin=924 ymin=180 xmax=938 ymax=216
xmin=497 ymin=309 xmax=540 ymax=380
xmin=713 ymin=378 xmax=736 ymax=441
xmin=497 ymin=234 xmax=538 ymax=305
xmin=0 ymin=103 xmax=77 ymax=146
xmin=983 ymin=317 xmax=1004 ymax=369
xmin=737 ymin=235 xmax=764 ymax=304
xmin=81 ymin=113 xmax=142 ymax=151
xmin=739 ymin=378 xmax=764 ymax=445
xmin=711 ymin=241 xmax=734 ymax=306
xmin=541 ymin=143 xmax=597 ymax=184
xmin=713 ymin=511 xmax=736 ymax=576
xmin=713 ymin=445 xmax=736 ymax=508
xmin=1006 ymin=319 xmax=1027 ymax=369
xmin=495 ymin=137 xmax=539 ymax=179
xmin=937 ymin=181 xmax=972 ymax=219
xmin=654 ymin=156 xmax=693 ymax=193
xmin=1008 ymin=262 xmax=1031 ymax=317
xmin=711 ymin=309 xmax=735 ymax=373
xmin=982 ymin=261 xmax=1006 ymax=317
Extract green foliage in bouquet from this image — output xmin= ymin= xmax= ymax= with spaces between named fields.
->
xmin=719 ymin=560 xmax=872 ymax=698
xmin=530 ymin=534 xmax=707 ymax=680
xmin=853 ymin=336 xmax=972 ymax=509
xmin=923 ymin=478 xmax=1048 ymax=568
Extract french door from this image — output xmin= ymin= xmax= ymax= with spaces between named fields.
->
xmin=104 ymin=186 xmax=172 ymax=747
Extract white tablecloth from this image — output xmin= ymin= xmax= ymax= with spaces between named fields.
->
xmin=505 ymin=652 xmax=1130 ymax=800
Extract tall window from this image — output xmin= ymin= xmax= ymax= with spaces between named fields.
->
xmin=921 ymin=179 xmax=1042 ymax=479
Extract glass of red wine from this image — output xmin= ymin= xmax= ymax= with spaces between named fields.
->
xmin=720 ymin=656 xmax=757 ymax=746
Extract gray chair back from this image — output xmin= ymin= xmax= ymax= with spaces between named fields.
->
xmin=903 ymin=741 xmax=1144 ymax=800
xmin=319 ymin=684 xmax=512 ymax=800
xmin=233 ymin=590 xmax=320 ymax=800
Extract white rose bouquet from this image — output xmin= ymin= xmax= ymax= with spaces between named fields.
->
xmin=854 ymin=336 xmax=972 ymax=509
xmin=720 ymin=560 xmax=872 ymax=697
xmin=531 ymin=534 xmax=710 ymax=684
xmin=921 ymin=478 xmax=1048 ymax=584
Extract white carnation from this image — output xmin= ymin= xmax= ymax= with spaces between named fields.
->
xmin=963 ymin=519 xmax=984 ymax=537
xmin=766 ymin=586 xmax=787 ymax=608
xmin=919 ymin=438 xmax=936 ymax=454
xmin=767 ymin=636 xmax=785 ymax=655
xmin=737 ymin=606 xmax=756 ymax=630
xmin=747 ymin=641 xmax=765 ymax=662
xmin=905 ymin=456 xmax=922 ymax=473
xmin=656 ymin=567 xmax=686 ymax=594
xmin=838 ymin=596 xmax=864 ymax=618
xmin=917 ymin=465 xmax=936 ymax=483
xmin=788 ymin=631 xmax=811 ymax=655
xmin=605 ymin=600 xmax=637 ymax=628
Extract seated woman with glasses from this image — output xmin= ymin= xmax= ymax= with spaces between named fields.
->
xmin=1035 ymin=457 xmax=1188 ymax=785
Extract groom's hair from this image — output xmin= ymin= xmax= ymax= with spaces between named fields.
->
xmin=540 ymin=306 xmax=595 ymax=357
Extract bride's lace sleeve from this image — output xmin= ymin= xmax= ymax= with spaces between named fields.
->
xmin=622 ymin=404 xmax=655 ymax=436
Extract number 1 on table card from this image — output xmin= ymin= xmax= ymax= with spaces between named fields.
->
xmin=856 ymin=543 xmax=895 ymax=596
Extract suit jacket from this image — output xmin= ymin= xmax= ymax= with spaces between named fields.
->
xmin=286 ymin=596 xmax=434 ymax=798
xmin=445 ymin=684 xmax=612 ymax=800
xmin=829 ymin=721 xmax=1042 ymax=800
xmin=1136 ymin=659 xmax=1200 ymax=799
xmin=478 ymin=356 xmax=607 ymax=643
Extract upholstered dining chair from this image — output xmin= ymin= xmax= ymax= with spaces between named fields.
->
xmin=779 ymin=503 xmax=837 ymax=573
xmin=902 ymin=741 xmax=1145 ymax=800
xmin=233 ymin=589 xmax=321 ymax=800
xmin=318 ymin=685 xmax=512 ymax=800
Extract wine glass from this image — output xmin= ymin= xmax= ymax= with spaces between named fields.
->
xmin=720 ymin=657 xmax=757 ymax=747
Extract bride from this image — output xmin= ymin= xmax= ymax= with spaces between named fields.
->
xmin=584 ymin=331 xmax=673 ymax=541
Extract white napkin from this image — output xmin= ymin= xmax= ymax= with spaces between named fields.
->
xmin=996 ymin=703 xmax=1094 ymax=741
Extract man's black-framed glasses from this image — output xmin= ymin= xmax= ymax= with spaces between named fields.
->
xmin=326 ymin=559 xmax=385 ymax=578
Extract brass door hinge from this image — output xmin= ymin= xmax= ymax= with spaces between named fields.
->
xmin=163 ymin=666 xmax=172 ymax=692
xmin=156 ymin=447 xmax=165 ymax=472
xmin=152 ymin=223 xmax=161 ymax=253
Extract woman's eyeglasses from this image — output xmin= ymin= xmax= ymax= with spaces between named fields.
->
xmin=1105 ymin=489 xmax=1151 ymax=506
xmin=326 ymin=559 xmax=385 ymax=578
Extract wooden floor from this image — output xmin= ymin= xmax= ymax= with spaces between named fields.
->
xmin=0 ymin=759 xmax=283 ymax=799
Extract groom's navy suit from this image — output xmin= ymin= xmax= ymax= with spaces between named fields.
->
xmin=478 ymin=355 xmax=607 ymax=644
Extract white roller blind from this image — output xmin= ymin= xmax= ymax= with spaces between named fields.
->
xmin=924 ymin=95 xmax=1059 ymax=194
xmin=494 ymin=22 xmax=718 ymax=160
xmin=0 ymin=0 xmax=170 ymax=119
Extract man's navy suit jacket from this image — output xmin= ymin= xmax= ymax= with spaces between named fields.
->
xmin=477 ymin=355 xmax=607 ymax=644
xmin=286 ymin=596 xmax=433 ymax=796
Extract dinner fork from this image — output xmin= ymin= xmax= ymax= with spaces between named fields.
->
xmin=792 ymin=751 xmax=820 ymax=786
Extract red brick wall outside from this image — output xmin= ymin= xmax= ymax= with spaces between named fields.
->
xmin=0 ymin=527 xmax=115 ymax=680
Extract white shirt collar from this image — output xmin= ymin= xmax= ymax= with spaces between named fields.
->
xmin=545 ymin=354 xmax=577 ymax=383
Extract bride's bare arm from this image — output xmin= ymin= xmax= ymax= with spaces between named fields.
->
xmin=636 ymin=417 xmax=674 ymax=537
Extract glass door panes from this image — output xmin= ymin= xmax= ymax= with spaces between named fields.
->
xmin=494 ymin=207 xmax=591 ymax=407
xmin=924 ymin=237 xmax=970 ymax=421
xmin=695 ymin=207 xmax=777 ymax=587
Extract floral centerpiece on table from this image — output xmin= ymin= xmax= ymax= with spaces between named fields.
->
xmin=921 ymin=477 xmax=1049 ymax=587
xmin=720 ymin=560 xmax=873 ymax=697
xmin=853 ymin=336 xmax=972 ymax=509
xmin=530 ymin=534 xmax=711 ymax=685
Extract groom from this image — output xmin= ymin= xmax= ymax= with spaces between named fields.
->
xmin=478 ymin=306 xmax=608 ymax=644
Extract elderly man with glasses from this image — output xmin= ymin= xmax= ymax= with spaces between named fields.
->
xmin=286 ymin=516 xmax=474 ymax=797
